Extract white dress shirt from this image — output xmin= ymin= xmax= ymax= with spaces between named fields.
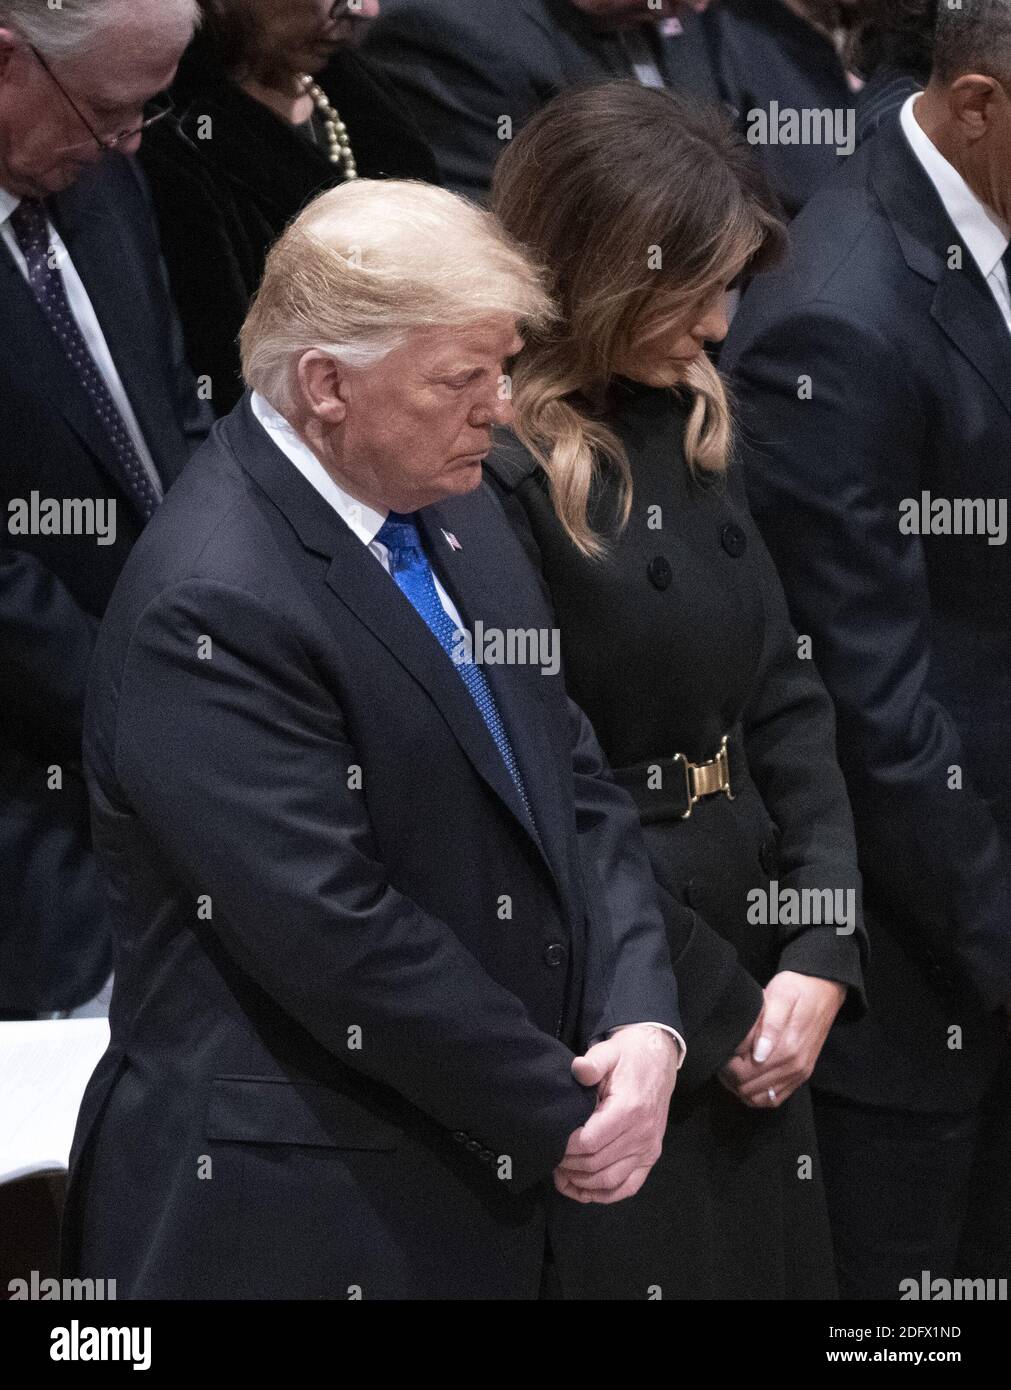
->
xmin=619 ymin=26 xmax=667 ymax=90
xmin=251 ymin=389 xmax=465 ymax=626
xmin=0 ymin=185 xmax=164 ymax=497
xmin=251 ymin=391 xmax=686 ymax=1065
xmin=900 ymin=94 xmax=1011 ymax=334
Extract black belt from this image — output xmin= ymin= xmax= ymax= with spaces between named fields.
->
xmin=611 ymin=734 xmax=738 ymax=825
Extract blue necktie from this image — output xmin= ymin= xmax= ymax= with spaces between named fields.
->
xmin=9 ymin=198 xmax=162 ymax=521
xmin=376 ymin=511 xmax=537 ymax=832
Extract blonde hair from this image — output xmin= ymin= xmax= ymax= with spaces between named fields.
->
xmin=491 ymin=83 xmax=785 ymax=559
xmin=240 ymin=179 xmax=556 ymax=417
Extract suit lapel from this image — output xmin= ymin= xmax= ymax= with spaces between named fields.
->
xmin=418 ymin=496 xmax=575 ymax=897
xmin=929 ymin=269 xmax=1011 ymax=424
xmin=872 ymin=125 xmax=1011 ymax=424
xmin=0 ymin=237 xmax=131 ymax=489
xmin=323 ymin=523 xmax=545 ymax=856
xmin=226 ymin=398 xmax=563 ymax=883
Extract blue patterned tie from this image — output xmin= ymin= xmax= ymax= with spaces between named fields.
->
xmin=376 ymin=511 xmax=537 ymax=833
xmin=9 ymin=198 xmax=162 ymax=520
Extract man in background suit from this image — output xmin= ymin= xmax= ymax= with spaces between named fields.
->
xmin=0 ymin=0 xmax=211 ymax=1017
xmin=362 ymin=1 xmax=721 ymax=201
xmin=364 ymin=0 xmax=859 ymax=215
xmin=703 ymin=0 xmax=856 ymax=215
xmin=63 ymin=179 xmax=686 ymax=1299
xmin=723 ymin=0 xmax=1011 ymax=1297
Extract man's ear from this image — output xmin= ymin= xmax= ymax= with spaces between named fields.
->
xmin=948 ymin=74 xmax=1002 ymax=140
xmin=296 ymin=350 xmax=349 ymax=424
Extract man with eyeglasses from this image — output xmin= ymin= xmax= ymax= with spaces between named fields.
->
xmin=0 ymin=0 xmax=212 ymax=1021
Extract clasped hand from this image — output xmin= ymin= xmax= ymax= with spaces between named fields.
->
xmin=720 ymin=970 xmax=846 ymax=1109
xmin=553 ymin=1024 xmax=678 ymax=1205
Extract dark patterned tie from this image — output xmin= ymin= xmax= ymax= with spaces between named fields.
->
xmin=9 ymin=198 xmax=162 ymax=520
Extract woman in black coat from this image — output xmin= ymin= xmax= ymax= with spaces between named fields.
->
xmin=140 ymin=0 xmax=439 ymax=415
xmin=486 ymin=83 xmax=868 ymax=1299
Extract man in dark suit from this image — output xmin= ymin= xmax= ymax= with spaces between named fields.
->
xmin=362 ymin=0 xmax=723 ymax=201
xmin=0 ymin=0 xmax=211 ymax=1017
xmin=363 ymin=0 xmax=859 ymax=215
xmin=722 ymin=1 xmax=1011 ymax=1297
xmin=61 ymin=179 xmax=686 ymax=1299
xmin=703 ymin=0 xmax=856 ymax=215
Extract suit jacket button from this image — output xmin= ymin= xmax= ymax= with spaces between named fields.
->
xmin=720 ymin=523 xmax=747 ymax=557
xmin=478 ymin=1148 xmax=495 ymax=1163
xmin=683 ymin=879 xmax=705 ymax=909
xmin=451 ymin=1131 xmax=468 ymax=1144
xmin=465 ymin=1140 xmax=481 ymax=1154
xmin=544 ymin=942 xmax=566 ymax=967
xmin=647 ymin=556 xmax=672 ymax=590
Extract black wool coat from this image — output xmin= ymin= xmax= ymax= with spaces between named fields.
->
xmin=487 ymin=380 xmax=867 ymax=1298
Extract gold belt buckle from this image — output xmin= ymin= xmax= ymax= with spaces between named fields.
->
xmin=672 ymin=735 xmax=734 ymax=820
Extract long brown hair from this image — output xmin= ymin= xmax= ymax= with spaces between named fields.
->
xmin=491 ymin=82 xmax=784 ymax=558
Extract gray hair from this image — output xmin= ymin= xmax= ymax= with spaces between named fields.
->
xmin=0 ymin=0 xmax=200 ymax=59
xmin=934 ymin=0 xmax=1011 ymax=85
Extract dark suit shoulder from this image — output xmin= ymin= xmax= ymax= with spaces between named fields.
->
xmin=101 ymin=428 xmax=287 ymax=623
xmin=483 ymin=435 xmax=542 ymax=494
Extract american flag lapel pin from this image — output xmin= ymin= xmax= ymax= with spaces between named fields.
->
xmin=441 ymin=529 xmax=463 ymax=552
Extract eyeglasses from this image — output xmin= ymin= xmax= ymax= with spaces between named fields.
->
xmin=31 ymin=45 xmax=174 ymax=153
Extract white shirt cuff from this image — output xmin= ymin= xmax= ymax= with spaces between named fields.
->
xmin=607 ymin=1022 xmax=687 ymax=1069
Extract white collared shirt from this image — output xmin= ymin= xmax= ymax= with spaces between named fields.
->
xmin=619 ymin=26 xmax=667 ymax=90
xmin=0 ymin=185 xmax=164 ymax=496
xmin=250 ymin=389 xmax=465 ymax=628
xmin=251 ymin=391 xmax=686 ymax=1065
xmin=900 ymin=94 xmax=1011 ymax=334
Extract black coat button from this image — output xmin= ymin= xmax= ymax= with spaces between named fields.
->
xmin=683 ymin=879 xmax=705 ymax=909
xmin=465 ymin=1140 xmax=481 ymax=1154
xmin=647 ymin=556 xmax=672 ymax=590
xmin=543 ymin=942 xmax=566 ymax=967
xmin=720 ymin=523 xmax=747 ymax=558
xmin=478 ymin=1148 xmax=495 ymax=1163
xmin=451 ymin=1131 xmax=467 ymax=1144
xmin=759 ymin=837 xmax=779 ymax=876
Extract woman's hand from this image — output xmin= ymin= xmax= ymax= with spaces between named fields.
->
xmin=719 ymin=971 xmax=846 ymax=1109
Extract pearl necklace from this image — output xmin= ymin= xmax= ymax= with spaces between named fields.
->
xmin=297 ymin=74 xmax=357 ymax=179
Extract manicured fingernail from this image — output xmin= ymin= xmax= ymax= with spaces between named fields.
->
xmin=753 ymin=1036 xmax=773 ymax=1063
